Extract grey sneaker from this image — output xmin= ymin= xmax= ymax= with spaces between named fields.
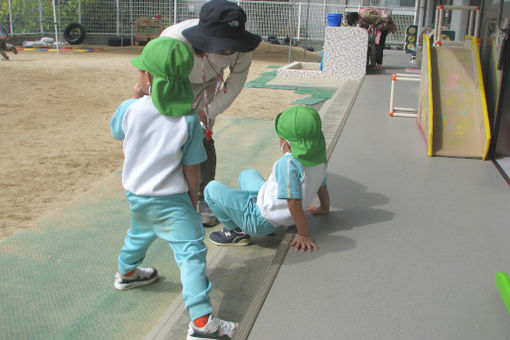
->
xmin=187 ymin=314 xmax=237 ymax=340
xmin=114 ymin=266 xmax=158 ymax=290
xmin=199 ymin=200 xmax=218 ymax=227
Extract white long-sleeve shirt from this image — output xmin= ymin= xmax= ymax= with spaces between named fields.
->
xmin=160 ymin=19 xmax=252 ymax=126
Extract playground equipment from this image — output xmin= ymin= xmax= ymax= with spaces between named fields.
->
xmin=388 ymin=73 xmax=420 ymax=118
xmin=135 ymin=16 xmax=162 ymax=45
xmin=495 ymin=272 xmax=510 ymax=316
xmin=433 ymin=5 xmax=480 ymax=47
xmin=416 ymin=5 xmax=491 ymax=159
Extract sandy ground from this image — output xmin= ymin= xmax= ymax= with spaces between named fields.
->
xmin=0 ymin=42 xmax=320 ymax=241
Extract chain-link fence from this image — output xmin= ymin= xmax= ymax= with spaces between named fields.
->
xmin=0 ymin=0 xmax=416 ymax=46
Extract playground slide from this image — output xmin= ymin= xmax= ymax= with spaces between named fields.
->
xmin=418 ymin=35 xmax=491 ymax=159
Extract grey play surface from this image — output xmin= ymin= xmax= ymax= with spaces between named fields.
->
xmin=248 ymin=51 xmax=510 ymax=339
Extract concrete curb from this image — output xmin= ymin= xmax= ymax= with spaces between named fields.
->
xmin=232 ymin=77 xmax=365 ymax=340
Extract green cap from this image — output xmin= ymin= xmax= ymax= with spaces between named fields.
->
xmin=131 ymin=37 xmax=194 ymax=116
xmin=275 ymin=106 xmax=327 ymax=166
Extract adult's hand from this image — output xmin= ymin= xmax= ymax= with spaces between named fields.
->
xmin=197 ymin=110 xmax=208 ymax=126
xmin=132 ymin=83 xmax=145 ymax=99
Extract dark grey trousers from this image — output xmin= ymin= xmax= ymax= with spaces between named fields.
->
xmin=199 ymin=137 xmax=216 ymax=200
xmin=191 ymin=76 xmax=219 ymax=200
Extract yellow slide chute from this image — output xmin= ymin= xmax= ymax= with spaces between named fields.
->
xmin=417 ymin=35 xmax=491 ymax=159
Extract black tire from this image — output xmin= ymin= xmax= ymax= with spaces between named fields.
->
xmin=64 ymin=23 xmax=86 ymax=45
xmin=267 ymin=36 xmax=280 ymax=45
xmin=406 ymin=25 xmax=417 ymax=35
xmin=107 ymin=37 xmax=131 ymax=47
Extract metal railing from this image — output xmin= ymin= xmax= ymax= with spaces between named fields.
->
xmin=2 ymin=0 xmax=416 ymax=46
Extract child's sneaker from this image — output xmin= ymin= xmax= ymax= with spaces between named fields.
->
xmin=187 ymin=314 xmax=237 ymax=339
xmin=114 ymin=266 xmax=158 ymax=290
xmin=209 ymin=227 xmax=250 ymax=246
xmin=199 ymin=200 xmax=219 ymax=227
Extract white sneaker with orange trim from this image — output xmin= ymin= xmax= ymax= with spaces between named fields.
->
xmin=187 ymin=314 xmax=237 ymax=339
xmin=114 ymin=266 xmax=158 ymax=290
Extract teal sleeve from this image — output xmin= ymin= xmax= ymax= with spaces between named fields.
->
xmin=321 ymin=172 xmax=327 ymax=187
xmin=182 ymin=113 xmax=207 ymax=165
xmin=275 ymin=154 xmax=304 ymax=199
xmin=110 ymin=99 xmax=137 ymax=140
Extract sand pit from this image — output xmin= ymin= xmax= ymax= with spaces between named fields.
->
xmin=0 ymin=42 xmax=321 ymax=240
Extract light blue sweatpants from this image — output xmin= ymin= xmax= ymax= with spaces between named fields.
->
xmin=204 ymin=169 xmax=280 ymax=237
xmin=118 ymin=192 xmax=212 ymax=320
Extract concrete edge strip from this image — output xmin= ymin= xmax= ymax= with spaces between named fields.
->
xmin=232 ymin=75 xmax=366 ymax=340
xmin=322 ymin=76 xmax=365 ymax=160
xmin=146 ymin=246 xmax=228 ymax=340
xmin=232 ymin=228 xmax=295 ymax=340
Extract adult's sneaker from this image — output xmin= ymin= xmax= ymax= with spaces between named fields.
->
xmin=199 ymin=200 xmax=219 ymax=227
xmin=209 ymin=227 xmax=250 ymax=246
xmin=187 ymin=314 xmax=237 ymax=340
xmin=114 ymin=266 xmax=158 ymax=290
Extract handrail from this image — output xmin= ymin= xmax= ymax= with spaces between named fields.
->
xmin=424 ymin=34 xmax=434 ymax=156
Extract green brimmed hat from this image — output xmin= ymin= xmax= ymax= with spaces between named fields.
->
xmin=130 ymin=37 xmax=194 ymax=116
xmin=275 ymin=106 xmax=327 ymax=166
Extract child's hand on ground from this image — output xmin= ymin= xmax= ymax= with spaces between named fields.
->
xmin=306 ymin=206 xmax=329 ymax=215
xmin=290 ymin=235 xmax=318 ymax=253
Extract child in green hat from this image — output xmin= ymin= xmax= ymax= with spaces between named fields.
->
xmin=110 ymin=36 xmax=236 ymax=339
xmin=205 ymin=106 xmax=330 ymax=252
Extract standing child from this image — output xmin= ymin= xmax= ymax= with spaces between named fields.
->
xmin=110 ymin=37 xmax=236 ymax=340
xmin=0 ymin=23 xmax=17 ymax=61
xmin=205 ymin=106 xmax=330 ymax=252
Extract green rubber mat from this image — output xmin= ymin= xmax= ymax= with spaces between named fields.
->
xmin=244 ymin=66 xmax=335 ymax=105
xmin=0 ymin=173 xmax=175 ymax=339
xmin=0 ymin=116 xmax=281 ymax=339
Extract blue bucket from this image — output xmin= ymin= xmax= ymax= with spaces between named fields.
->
xmin=327 ymin=13 xmax=342 ymax=27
